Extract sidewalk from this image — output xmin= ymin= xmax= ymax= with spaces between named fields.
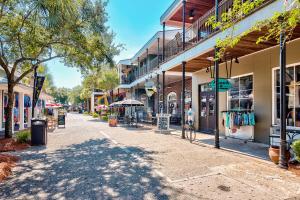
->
xmin=144 ymin=124 xmax=269 ymax=161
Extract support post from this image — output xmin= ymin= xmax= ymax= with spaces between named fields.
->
xmin=19 ymin=92 xmax=24 ymax=130
xmin=162 ymin=71 xmax=166 ymax=113
xmin=182 ymin=61 xmax=186 ymax=139
xmin=157 ymin=38 xmax=160 ymax=66
xmin=182 ymin=0 xmax=186 ymax=51
xmin=157 ymin=74 xmax=160 ymax=114
xmin=137 ymin=57 xmax=140 ymax=78
xmin=163 ymin=22 xmax=166 ymax=62
xmin=279 ymin=30 xmax=288 ymax=169
xmin=214 ymin=47 xmax=220 ymax=149
xmin=146 ymin=48 xmax=149 ymax=72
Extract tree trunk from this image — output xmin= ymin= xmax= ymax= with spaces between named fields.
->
xmin=4 ymin=82 xmax=15 ymax=138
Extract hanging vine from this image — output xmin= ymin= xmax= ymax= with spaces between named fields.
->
xmin=206 ymin=0 xmax=300 ymax=59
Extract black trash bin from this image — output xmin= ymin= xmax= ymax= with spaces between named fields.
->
xmin=31 ymin=119 xmax=47 ymax=146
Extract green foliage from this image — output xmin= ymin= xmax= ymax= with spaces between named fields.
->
xmin=16 ymin=130 xmax=31 ymax=144
xmin=206 ymin=0 xmax=300 ymax=59
xmin=291 ymin=140 xmax=300 ymax=162
xmin=51 ymin=87 xmax=70 ymax=104
xmin=83 ymin=111 xmax=89 ymax=115
xmin=101 ymin=115 xmax=108 ymax=122
xmin=92 ymin=112 xmax=99 ymax=118
xmin=98 ymin=69 xmax=119 ymax=91
xmin=68 ymin=86 xmax=84 ymax=105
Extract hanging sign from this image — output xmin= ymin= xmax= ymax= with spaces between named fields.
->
xmin=209 ymin=78 xmax=232 ymax=92
xmin=145 ymin=81 xmax=157 ymax=97
xmin=33 ymin=76 xmax=45 ymax=108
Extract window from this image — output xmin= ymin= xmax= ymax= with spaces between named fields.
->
xmin=274 ymin=65 xmax=300 ymax=127
xmin=228 ymin=75 xmax=253 ymax=111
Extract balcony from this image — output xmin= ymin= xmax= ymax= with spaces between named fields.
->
xmin=163 ymin=0 xmax=275 ymax=63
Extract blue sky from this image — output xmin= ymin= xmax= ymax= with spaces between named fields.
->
xmin=47 ymin=0 xmax=173 ymax=89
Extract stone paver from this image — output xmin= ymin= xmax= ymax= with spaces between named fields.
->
xmin=0 ymin=113 xmax=300 ymax=200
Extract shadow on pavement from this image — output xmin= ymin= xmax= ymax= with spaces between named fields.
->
xmin=0 ymin=139 xmax=185 ymax=199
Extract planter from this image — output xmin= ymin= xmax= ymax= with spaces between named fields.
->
xmin=288 ymin=162 xmax=300 ymax=176
xmin=108 ymin=115 xmax=117 ymax=127
xmin=269 ymin=146 xmax=290 ymax=164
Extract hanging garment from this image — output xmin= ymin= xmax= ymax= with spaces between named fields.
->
xmin=249 ymin=112 xmax=256 ymax=126
xmin=225 ymin=112 xmax=230 ymax=128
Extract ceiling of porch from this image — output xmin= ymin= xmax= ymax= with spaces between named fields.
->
xmin=169 ymin=25 xmax=300 ymax=72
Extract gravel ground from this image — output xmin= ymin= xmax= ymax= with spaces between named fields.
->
xmin=0 ymin=113 xmax=300 ymax=200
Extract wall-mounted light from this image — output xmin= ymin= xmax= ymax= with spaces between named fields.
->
xmin=189 ymin=9 xmax=195 ymax=21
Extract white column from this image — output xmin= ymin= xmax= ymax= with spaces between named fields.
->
xmin=91 ymin=92 xmax=95 ymax=113
xmin=19 ymin=92 xmax=24 ymax=130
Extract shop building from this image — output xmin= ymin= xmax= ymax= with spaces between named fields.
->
xmin=0 ymin=68 xmax=53 ymax=134
xmin=156 ymin=0 xmax=300 ymax=146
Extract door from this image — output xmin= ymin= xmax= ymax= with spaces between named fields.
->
xmin=198 ymin=84 xmax=215 ymax=133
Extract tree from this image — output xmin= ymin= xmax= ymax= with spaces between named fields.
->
xmin=98 ymin=69 xmax=119 ymax=91
xmin=51 ymin=87 xmax=70 ymax=105
xmin=0 ymin=0 xmax=120 ymax=138
xmin=68 ymin=86 xmax=84 ymax=106
xmin=206 ymin=0 xmax=300 ymax=58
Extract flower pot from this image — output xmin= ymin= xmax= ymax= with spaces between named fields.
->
xmin=269 ymin=146 xmax=290 ymax=164
xmin=288 ymin=162 xmax=300 ymax=176
xmin=109 ymin=118 xmax=117 ymax=127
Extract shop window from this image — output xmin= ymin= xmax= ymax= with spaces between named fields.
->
xmin=274 ymin=65 xmax=300 ymax=127
xmin=228 ymin=75 xmax=253 ymax=111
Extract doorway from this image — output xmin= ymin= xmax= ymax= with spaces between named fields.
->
xmin=198 ymin=84 xmax=215 ymax=133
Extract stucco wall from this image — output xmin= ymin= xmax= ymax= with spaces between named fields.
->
xmin=192 ymin=38 xmax=300 ymax=144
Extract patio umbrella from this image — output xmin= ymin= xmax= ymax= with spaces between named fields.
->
xmin=109 ymin=101 xmax=122 ymax=108
xmin=118 ymin=99 xmax=144 ymax=107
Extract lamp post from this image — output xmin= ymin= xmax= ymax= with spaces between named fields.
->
xmin=278 ymin=15 xmax=288 ymax=169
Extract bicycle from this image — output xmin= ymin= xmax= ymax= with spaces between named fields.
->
xmin=185 ymin=120 xmax=196 ymax=143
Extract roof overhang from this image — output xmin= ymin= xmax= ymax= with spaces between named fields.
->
xmin=160 ymin=0 xmax=215 ymax=27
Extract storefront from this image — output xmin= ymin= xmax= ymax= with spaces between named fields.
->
xmin=192 ymin=38 xmax=300 ymax=144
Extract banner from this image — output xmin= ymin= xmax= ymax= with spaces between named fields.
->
xmin=33 ymin=76 xmax=45 ymax=108
xmin=145 ymin=81 xmax=157 ymax=97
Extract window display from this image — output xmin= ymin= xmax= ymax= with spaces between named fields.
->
xmin=274 ymin=65 xmax=300 ymax=127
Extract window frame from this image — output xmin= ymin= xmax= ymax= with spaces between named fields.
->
xmin=272 ymin=62 xmax=300 ymax=128
xmin=226 ymin=73 xmax=254 ymax=111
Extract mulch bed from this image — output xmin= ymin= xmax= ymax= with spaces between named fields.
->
xmin=0 ymin=154 xmax=19 ymax=181
xmin=0 ymin=138 xmax=28 ymax=182
xmin=0 ymin=138 xmax=30 ymax=152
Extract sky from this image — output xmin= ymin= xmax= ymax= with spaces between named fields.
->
xmin=46 ymin=0 xmax=173 ymax=89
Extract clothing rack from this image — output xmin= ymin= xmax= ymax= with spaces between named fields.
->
xmin=221 ymin=109 xmax=254 ymax=113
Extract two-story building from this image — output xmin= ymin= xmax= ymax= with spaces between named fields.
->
xmin=117 ymin=30 xmax=193 ymax=125
xmin=117 ymin=0 xmax=300 ymax=168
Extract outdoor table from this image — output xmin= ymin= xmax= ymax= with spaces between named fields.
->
xmin=270 ymin=126 xmax=300 ymax=149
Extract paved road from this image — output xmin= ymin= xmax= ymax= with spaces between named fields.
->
xmin=1 ymin=113 xmax=300 ymax=200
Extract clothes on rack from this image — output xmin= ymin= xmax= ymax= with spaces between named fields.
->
xmin=223 ymin=110 xmax=255 ymax=129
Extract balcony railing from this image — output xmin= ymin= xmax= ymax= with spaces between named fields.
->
xmin=164 ymin=0 xmax=273 ymax=62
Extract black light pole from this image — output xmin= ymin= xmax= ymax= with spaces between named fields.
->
xmin=157 ymin=74 xmax=160 ymax=114
xmin=214 ymin=0 xmax=220 ymax=149
xmin=157 ymin=37 xmax=160 ymax=66
xmin=279 ymin=19 xmax=288 ymax=169
xmin=137 ymin=57 xmax=140 ymax=78
xmin=162 ymin=71 xmax=166 ymax=113
xmin=31 ymin=65 xmax=38 ymax=119
xmin=181 ymin=0 xmax=187 ymax=139
xmin=146 ymin=48 xmax=149 ymax=72
xmin=163 ymin=22 xmax=166 ymax=62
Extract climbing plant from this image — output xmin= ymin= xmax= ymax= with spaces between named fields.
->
xmin=206 ymin=0 xmax=300 ymax=58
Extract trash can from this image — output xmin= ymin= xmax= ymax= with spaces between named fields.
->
xmin=31 ymin=119 xmax=47 ymax=146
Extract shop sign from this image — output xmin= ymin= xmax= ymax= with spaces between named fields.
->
xmin=58 ymin=114 xmax=65 ymax=128
xmin=157 ymin=114 xmax=171 ymax=132
xmin=145 ymin=81 xmax=157 ymax=97
xmin=209 ymin=78 xmax=232 ymax=92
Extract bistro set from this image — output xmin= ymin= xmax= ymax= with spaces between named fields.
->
xmin=109 ymin=99 xmax=144 ymax=127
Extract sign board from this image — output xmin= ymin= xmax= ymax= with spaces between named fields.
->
xmin=58 ymin=115 xmax=65 ymax=128
xmin=33 ymin=76 xmax=45 ymax=108
xmin=145 ymin=81 xmax=157 ymax=97
xmin=209 ymin=78 xmax=232 ymax=92
xmin=156 ymin=114 xmax=171 ymax=132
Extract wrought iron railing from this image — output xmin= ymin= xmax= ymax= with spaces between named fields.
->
xmin=164 ymin=0 xmax=273 ymax=62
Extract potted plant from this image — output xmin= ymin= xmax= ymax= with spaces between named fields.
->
xmin=289 ymin=140 xmax=300 ymax=176
xmin=108 ymin=114 xmax=117 ymax=127
xmin=269 ymin=145 xmax=290 ymax=164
